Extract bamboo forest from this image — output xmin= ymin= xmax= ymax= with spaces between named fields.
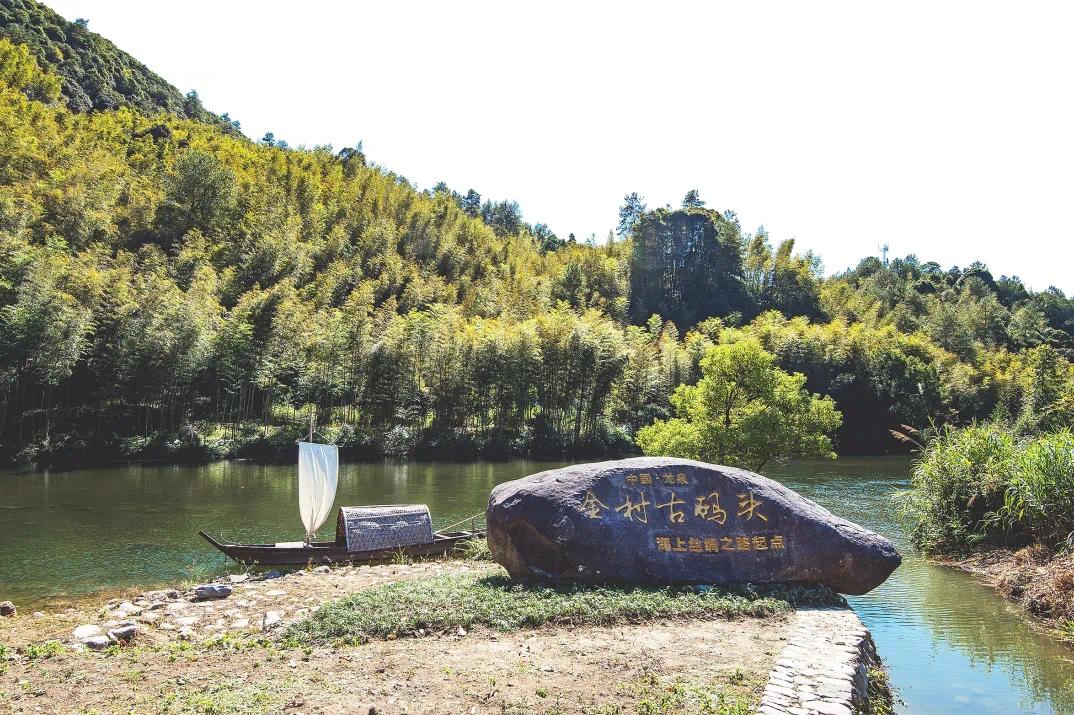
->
xmin=1 ymin=14 xmax=1074 ymax=467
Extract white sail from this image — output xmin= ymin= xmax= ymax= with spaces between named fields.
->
xmin=298 ymin=441 xmax=338 ymax=543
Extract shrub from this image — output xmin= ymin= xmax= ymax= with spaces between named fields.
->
xmin=899 ymin=423 xmax=1017 ymax=552
xmin=994 ymin=430 xmax=1074 ymax=545
xmin=901 ymin=423 xmax=1074 ymax=553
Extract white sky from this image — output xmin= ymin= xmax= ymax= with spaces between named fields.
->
xmin=45 ymin=1 xmax=1074 ymax=291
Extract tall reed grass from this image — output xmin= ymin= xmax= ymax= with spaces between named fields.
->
xmin=900 ymin=423 xmax=1074 ymax=553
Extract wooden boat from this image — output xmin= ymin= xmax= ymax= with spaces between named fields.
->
xmin=199 ymin=420 xmax=484 ymax=566
xmin=199 ymin=526 xmax=484 ymax=566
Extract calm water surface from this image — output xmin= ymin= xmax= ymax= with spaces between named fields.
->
xmin=1 ymin=457 xmax=1073 ymax=713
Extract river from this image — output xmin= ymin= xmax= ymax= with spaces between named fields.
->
xmin=1 ymin=457 xmax=1072 ymax=713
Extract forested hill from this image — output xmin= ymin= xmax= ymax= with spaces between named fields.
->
xmin=0 ymin=0 xmax=229 ymax=128
xmin=2 ymin=11 xmax=1074 ymax=467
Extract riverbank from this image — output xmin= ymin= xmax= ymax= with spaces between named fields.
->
xmin=1 ymin=420 xmax=643 ymax=469
xmin=940 ymin=545 xmax=1074 ymax=645
xmin=0 ymin=559 xmax=878 ymax=714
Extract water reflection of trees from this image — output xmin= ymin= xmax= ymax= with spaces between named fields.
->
xmin=909 ymin=550 xmax=1074 ymax=710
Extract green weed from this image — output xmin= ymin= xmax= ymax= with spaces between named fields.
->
xmin=284 ymin=572 xmax=816 ymax=645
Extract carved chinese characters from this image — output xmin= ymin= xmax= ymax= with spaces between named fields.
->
xmin=487 ymin=457 xmax=901 ymax=595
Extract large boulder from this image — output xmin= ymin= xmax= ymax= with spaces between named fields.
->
xmin=487 ymin=457 xmax=900 ymax=595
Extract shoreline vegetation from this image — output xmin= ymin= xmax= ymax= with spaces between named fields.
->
xmin=0 ymin=555 xmax=839 ymax=714
xmin=899 ymin=423 xmax=1074 ymax=644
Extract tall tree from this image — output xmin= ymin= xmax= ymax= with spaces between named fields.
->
xmin=682 ymin=189 xmax=705 ymax=208
xmin=617 ymin=192 xmax=647 ymax=237
xmin=635 ymin=339 xmax=842 ymax=470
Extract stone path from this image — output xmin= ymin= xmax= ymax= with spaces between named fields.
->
xmin=756 ymin=606 xmax=877 ymax=715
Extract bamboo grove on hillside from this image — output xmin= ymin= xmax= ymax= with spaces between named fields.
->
xmin=2 ymin=38 xmax=1074 ymax=463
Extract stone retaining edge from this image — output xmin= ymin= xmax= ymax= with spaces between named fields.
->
xmin=756 ymin=605 xmax=882 ymax=715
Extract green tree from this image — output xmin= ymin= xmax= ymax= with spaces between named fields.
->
xmin=635 ymin=339 xmax=841 ymax=470
xmin=681 ymin=189 xmax=705 ymax=208
xmin=617 ymin=192 xmax=646 ymax=237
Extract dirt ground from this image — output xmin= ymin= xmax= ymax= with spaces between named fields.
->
xmin=0 ymin=561 xmax=791 ymax=715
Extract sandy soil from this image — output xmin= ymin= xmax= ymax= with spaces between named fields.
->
xmin=0 ymin=561 xmax=791 ymax=715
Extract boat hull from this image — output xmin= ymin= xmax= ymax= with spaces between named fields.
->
xmin=199 ymin=530 xmax=483 ymax=566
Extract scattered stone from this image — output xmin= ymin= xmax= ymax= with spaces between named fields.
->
xmin=82 ymin=635 xmax=111 ymax=650
xmin=165 ymin=602 xmax=190 ymax=614
xmin=31 ymin=611 xmax=44 ymax=618
xmin=108 ymin=625 xmax=138 ymax=642
xmin=456 ymin=627 xmax=467 ymax=637
xmin=262 ymin=611 xmax=282 ymax=629
xmin=266 ymin=589 xmax=287 ymax=597
xmin=228 ymin=573 xmax=249 ymax=584
xmin=73 ymin=624 xmax=102 ymax=640
xmin=231 ymin=618 xmax=250 ymax=630
xmin=312 ymin=565 xmax=330 ymax=575
xmin=194 ymin=584 xmax=233 ymax=600
xmin=487 ymin=457 xmax=901 ymax=594
xmin=175 ymin=616 xmax=199 ymax=627
xmin=0 ymin=601 xmax=16 ymax=617
xmin=178 ymin=626 xmax=195 ymax=640
xmin=262 ymin=570 xmax=283 ymax=580
xmin=115 ymin=601 xmax=141 ymax=615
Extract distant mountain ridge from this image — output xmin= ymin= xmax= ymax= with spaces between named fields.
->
xmin=0 ymin=0 xmax=230 ymax=128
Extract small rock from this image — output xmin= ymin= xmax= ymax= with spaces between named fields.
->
xmin=147 ymin=601 xmax=167 ymax=611
xmin=83 ymin=635 xmax=111 ymax=650
xmin=262 ymin=570 xmax=283 ymax=580
xmin=108 ymin=625 xmax=138 ymax=642
xmin=228 ymin=573 xmax=249 ymax=584
xmin=137 ymin=612 xmax=161 ymax=624
xmin=262 ymin=611 xmax=282 ymax=629
xmin=73 ymin=624 xmax=102 ymax=640
xmin=165 ymin=602 xmax=190 ymax=614
xmin=266 ymin=589 xmax=287 ymax=597
xmin=0 ymin=601 xmax=16 ymax=617
xmin=31 ymin=611 xmax=45 ymax=619
xmin=178 ymin=626 xmax=195 ymax=640
xmin=194 ymin=584 xmax=233 ymax=600
xmin=231 ymin=618 xmax=250 ymax=630
xmin=456 ymin=627 xmax=467 ymax=637
xmin=311 ymin=565 xmax=330 ymax=575
xmin=165 ymin=589 xmax=181 ymax=600
xmin=176 ymin=616 xmax=200 ymax=627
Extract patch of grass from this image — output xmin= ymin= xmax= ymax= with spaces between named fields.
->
xmin=158 ymin=677 xmax=292 ymax=715
xmin=21 ymin=640 xmax=64 ymax=660
xmin=866 ymin=665 xmax=897 ymax=715
xmin=285 ymin=572 xmax=819 ymax=645
xmin=629 ymin=674 xmax=754 ymax=715
xmin=455 ymin=535 xmax=492 ymax=561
